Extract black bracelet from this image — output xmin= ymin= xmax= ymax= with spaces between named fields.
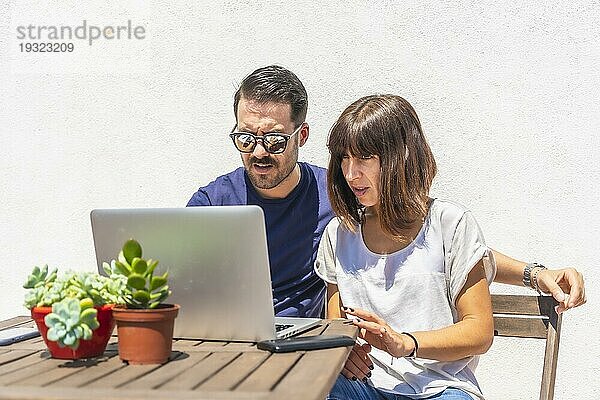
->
xmin=401 ymin=332 xmax=419 ymax=358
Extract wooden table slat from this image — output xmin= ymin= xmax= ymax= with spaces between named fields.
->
xmin=15 ymin=353 xmax=117 ymax=387
xmin=0 ymin=386 xmax=270 ymax=399
xmin=0 ymin=317 xmax=32 ymax=330
xmin=199 ymin=351 xmax=269 ymax=391
xmin=235 ymin=352 xmax=302 ymax=392
xmin=320 ymin=319 xmax=358 ymax=336
xmin=8 ymin=337 xmax=47 ymax=351
xmin=298 ymin=322 xmax=328 ymax=337
xmin=160 ymin=351 xmax=241 ymax=390
xmin=172 ymin=339 xmax=204 ymax=348
xmin=47 ymin=353 xmax=126 ymax=388
xmin=223 ymin=341 xmax=255 ymax=349
xmin=0 ymin=355 xmax=66 ymax=386
xmin=86 ymin=352 xmax=183 ymax=389
xmin=0 ymin=349 xmax=39 ymax=367
xmin=195 ymin=341 xmax=227 ymax=348
xmin=0 ymin=351 xmax=50 ymax=377
xmin=122 ymin=351 xmax=210 ymax=390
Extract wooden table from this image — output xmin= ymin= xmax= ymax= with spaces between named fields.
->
xmin=0 ymin=317 xmax=356 ymax=400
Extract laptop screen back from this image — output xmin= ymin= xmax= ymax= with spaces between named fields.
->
xmin=90 ymin=206 xmax=278 ymax=341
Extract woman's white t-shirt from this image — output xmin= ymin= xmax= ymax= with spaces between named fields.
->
xmin=315 ymin=199 xmax=496 ymax=400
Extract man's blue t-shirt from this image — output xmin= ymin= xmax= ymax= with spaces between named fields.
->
xmin=186 ymin=162 xmax=334 ymax=318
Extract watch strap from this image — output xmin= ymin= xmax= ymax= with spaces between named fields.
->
xmin=523 ymin=263 xmax=535 ymax=288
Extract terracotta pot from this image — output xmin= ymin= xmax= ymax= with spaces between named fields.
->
xmin=112 ymin=304 xmax=179 ymax=365
xmin=31 ymin=304 xmax=115 ymax=359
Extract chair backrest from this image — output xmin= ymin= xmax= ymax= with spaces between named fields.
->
xmin=491 ymin=294 xmax=562 ymax=400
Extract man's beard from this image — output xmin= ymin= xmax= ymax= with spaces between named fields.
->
xmin=243 ymin=149 xmax=298 ymax=190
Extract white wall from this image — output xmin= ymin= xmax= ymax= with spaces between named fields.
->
xmin=2 ymin=1 xmax=598 ymax=398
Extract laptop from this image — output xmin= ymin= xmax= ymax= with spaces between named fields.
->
xmin=90 ymin=206 xmax=320 ymax=342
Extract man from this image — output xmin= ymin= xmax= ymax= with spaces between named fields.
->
xmin=188 ymin=66 xmax=330 ymax=317
xmin=187 ymin=66 xmax=585 ymax=374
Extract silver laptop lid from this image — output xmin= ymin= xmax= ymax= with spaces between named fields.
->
xmin=90 ymin=206 xmax=278 ymax=341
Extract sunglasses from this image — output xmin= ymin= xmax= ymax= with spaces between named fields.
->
xmin=229 ymin=124 xmax=303 ymax=154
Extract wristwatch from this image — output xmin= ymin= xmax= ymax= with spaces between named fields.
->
xmin=523 ymin=262 xmax=544 ymax=289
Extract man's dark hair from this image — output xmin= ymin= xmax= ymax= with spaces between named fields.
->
xmin=234 ymin=65 xmax=308 ymax=127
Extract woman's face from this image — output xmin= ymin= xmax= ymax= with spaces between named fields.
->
xmin=341 ymin=153 xmax=381 ymax=208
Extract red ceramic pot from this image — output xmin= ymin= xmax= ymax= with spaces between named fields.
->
xmin=31 ymin=304 xmax=115 ymax=359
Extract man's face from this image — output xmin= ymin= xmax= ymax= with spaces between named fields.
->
xmin=235 ymin=98 xmax=302 ymax=193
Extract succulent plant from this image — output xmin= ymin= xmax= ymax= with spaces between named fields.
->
xmin=23 ymin=264 xmax=129 ymax=349
xmin=44 ymin=298 xmax=99 ymax=349
xmin=23 ymin=265 xmax=59 ymax=309
xmin=23 ymin=264 xmax=57 ymax=289
xmin=23 ymin=267 xmax=128 ymax=310
xmin=103 ymin=239 xmax=170 ymax=309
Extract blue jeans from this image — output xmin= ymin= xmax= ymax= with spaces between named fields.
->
xmin=327 ymin=375 xmax=473 ymax=400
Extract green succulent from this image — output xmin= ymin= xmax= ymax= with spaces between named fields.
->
xmin=44 ymin=298 xmax=99 ymax=349
xmin=23 ymin=267 xmax=128 ymax=310
xmin=23 ymin=265 xmax=59 ymax=309
xmin=23 ymin=261 xmax=130 ymax=349
xmin=103 ymin=238 xmax=170 ymax=309
xmin=23 ymin=265 xmax=57 ymax=289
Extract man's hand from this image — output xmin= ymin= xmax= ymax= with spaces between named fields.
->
xmin=341 ymin=342 xmax=373 ymax=381
xmin=537 ymin=267 xmax=586 ymax=313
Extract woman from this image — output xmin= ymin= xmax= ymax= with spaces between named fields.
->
xmin=315 ymin=95 xmax=495 ymax=400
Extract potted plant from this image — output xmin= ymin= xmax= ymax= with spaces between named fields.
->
xmin=23 ymin=265 xmax=127 ymax=359
xmin=103 ymin=238 xmax=179 ymax=365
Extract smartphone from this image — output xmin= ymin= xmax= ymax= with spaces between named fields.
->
xmin=257 ymin=334 xmax=355 ymax=353
xmin=0 ymin=327 xmax=40 ymax=346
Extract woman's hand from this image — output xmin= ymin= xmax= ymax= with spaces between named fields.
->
xmin=537 ymin=267 xmax=586 ymax=313
xmin=342 ymin=306 xmax=415 ymax=358
xmin=491 ymin=250 xmax=586 ymax=313
xmin=341 ymin=342 xmax=373 ymax=381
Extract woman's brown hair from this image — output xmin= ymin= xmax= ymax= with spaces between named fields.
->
xmin=327 ymin=94 xmax=437 ymax=237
